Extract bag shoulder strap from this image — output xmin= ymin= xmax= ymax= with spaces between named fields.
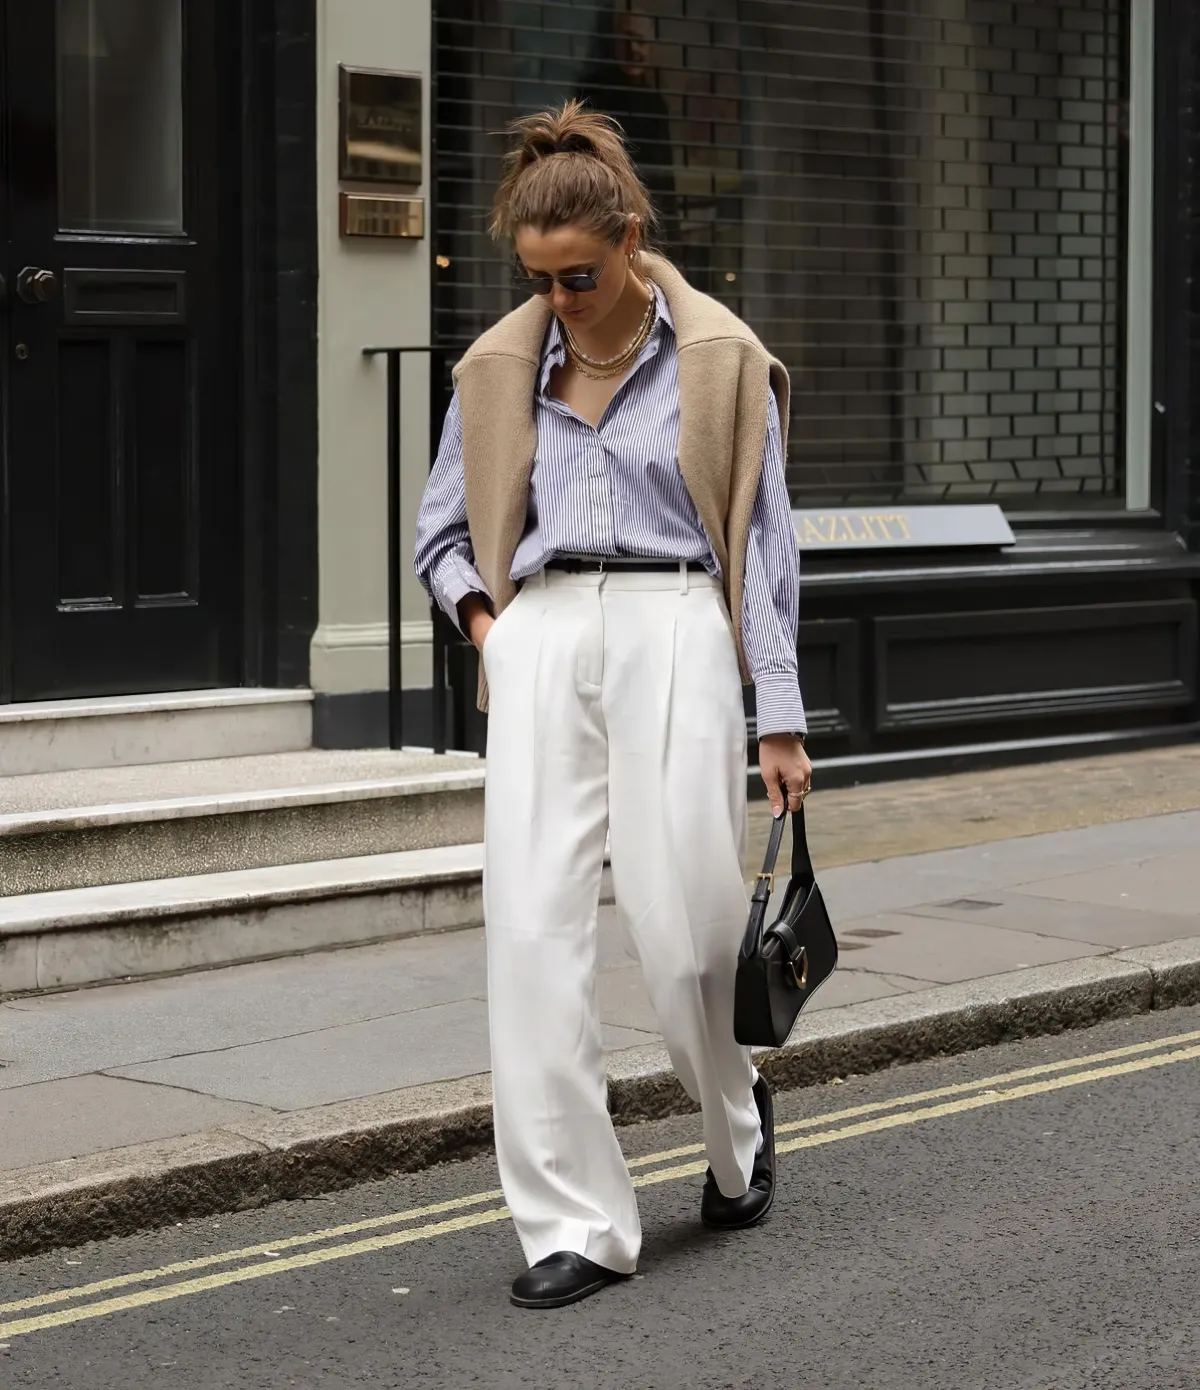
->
xmin=750 ymin=810 xmax=789 ymax=906
xmin=742 ymin=802 xmax=815 ymax=956
xmin=751 ymin=803 xmax=815 ymax=898
xmin=790 ymin=804 xmax=816 ymax=885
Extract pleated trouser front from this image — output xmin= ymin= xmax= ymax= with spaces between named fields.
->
xmin=482 ymin=565 xmax=760 ymax=1274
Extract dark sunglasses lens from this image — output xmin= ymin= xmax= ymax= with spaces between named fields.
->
xmin=513 ymin=275 xmax=553 ymax=295
xmin=559 ymin=275 xmax=599 ymax=293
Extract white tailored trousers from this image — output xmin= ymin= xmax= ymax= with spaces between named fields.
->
xmin=482 ymin=564 xmax=761 ymax=1275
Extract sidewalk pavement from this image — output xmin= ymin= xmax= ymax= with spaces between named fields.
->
xmin=1 ymin=751 xmax=1198 ymax=1256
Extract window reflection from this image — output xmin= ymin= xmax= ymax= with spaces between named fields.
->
xmin=435 ymin=0 xmax=1125 ymax=508
xmin=57 ymin=0 xmax=184 ymax=235
xmin=576 ymin=9 xmax=679 ymax=253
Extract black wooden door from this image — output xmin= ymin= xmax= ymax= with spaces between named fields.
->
xmin=0 ymin=0 xmax=240 ymax=701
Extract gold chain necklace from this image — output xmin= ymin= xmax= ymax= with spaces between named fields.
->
xmin=564 ymin=291 xmax=655 ymax=367
xmin=562 ymin=292 xmax=657 ymax=380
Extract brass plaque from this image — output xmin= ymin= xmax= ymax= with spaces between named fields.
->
xmin=340 ymin=192 xmax=425 ymax=239
xmin=339 ymin=66 xmax=422 ymax=185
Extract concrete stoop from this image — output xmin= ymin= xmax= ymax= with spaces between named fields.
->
xmin=0 ymin=751 xmax=486 ymax=897
xmin=0 ymin=845 xmax=473 ymax=996
xmin=0 ymin=689 xmax=314 ymax=779
xmin=0 ymin=697 xmax=498 ymax=995
xmin=0 ymin=844 xmax=617 ymax=996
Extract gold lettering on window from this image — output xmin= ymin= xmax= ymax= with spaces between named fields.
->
xmin=795 ymin=511 xmax=916 ymax=543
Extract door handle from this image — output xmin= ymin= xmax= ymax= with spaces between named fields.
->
xmin=16 ymin=267 xmax=59 ymax=304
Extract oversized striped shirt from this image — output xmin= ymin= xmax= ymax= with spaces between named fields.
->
xmin=414 ymin=286 xmax=806 ymax=736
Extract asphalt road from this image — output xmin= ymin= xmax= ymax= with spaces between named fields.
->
xmin=3 ymin=1005 xmax=1199 ymax=1390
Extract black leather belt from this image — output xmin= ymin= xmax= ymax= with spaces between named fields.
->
xmin=545 ymin=556 xmax=707 ymax=574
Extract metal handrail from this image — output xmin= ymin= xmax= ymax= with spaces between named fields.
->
xmin=362 ymin=344 xmax=457 ymax=753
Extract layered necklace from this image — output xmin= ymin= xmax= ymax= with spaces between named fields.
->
xmin=562 ymin=285 xmax=657 ymax=381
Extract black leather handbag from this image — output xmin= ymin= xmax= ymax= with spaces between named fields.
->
xmin=734 ymin=804 xmax=838 ymax=1047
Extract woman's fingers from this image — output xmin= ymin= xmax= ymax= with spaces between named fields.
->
xmin=760 ymin=738 xmax=813 ymax=818
xmin=761 ymin=761 xmax=785 ymax=818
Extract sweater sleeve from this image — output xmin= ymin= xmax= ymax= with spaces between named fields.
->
xmin=740 ymin=391 xmax=807 ymax=738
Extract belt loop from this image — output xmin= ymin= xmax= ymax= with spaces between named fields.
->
xmin=679 ymin=559 xmax=689 ymax=594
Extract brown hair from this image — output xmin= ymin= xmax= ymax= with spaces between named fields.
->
xmin=490 ymin=99 xmax=656 ymax=248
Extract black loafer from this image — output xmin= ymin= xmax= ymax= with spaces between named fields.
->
xmin=700 ymin=1075 xmax=776 ymax=1230
xmin=510 ymin=1252 xmax=627 ymax=1309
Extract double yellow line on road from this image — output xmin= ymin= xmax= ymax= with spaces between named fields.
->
xmin=3 ymin=1026 xmax=1199 ymax=1343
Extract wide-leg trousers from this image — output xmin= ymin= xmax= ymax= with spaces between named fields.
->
xmin=481 ymin=564 xmax=761 ymax=1275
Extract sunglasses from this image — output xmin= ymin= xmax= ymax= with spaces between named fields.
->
xmin=512 ymin=250 xmax=612 ymax=296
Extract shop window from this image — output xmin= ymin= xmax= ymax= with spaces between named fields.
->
xmin=435 ymin=0 xmax=1131 ymax=511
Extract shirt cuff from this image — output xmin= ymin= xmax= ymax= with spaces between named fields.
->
xmin=753 ymin=672 xmax=808 ymax=740
xmin=432 ymin=555 xmax=491 ymax=634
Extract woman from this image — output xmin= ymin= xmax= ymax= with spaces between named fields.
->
xmin=415 ymin=101 xmax=811 ymax=1310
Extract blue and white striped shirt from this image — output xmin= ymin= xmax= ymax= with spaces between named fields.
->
xmin=414 ymin=287 xmax=806 ymax=736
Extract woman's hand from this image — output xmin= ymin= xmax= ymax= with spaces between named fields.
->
xmin=758 ymin=733 xmax=812 ymax=818
xmin=458 ymin=594 xmax=495 ymax=652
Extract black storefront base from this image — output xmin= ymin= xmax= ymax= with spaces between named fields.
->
xmin=314 ymin=688 xmax=442 ymax=752
xmin=773 ymin=529 xmax=1199 ymax=778
xmin=315 ymin=530 xmax=1200 ymax=785
xmin=749 ymin=723 xmax=1200 ymax=795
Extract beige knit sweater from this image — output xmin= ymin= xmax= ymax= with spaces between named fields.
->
xmin=453 ymin=253 xmax=790 ymax=711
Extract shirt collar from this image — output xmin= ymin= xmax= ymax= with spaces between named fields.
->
xmin=538 ymin=282 xmax=673 ymax=396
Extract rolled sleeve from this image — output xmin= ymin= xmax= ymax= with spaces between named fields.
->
xmin=431 ymin=552 xmax=492 ymax=634
xmin=753 ymin=671 xmax=807 ymax=741
xmin=414 ymin=392 xmax=491 ymax=632
xmin=741 ymin=391 xmax=807 ymax=740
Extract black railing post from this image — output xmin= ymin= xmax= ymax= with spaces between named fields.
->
xmin=385 ymin=349 xmax=404 ymax=749
xmin=365 ymin=343 xmax=458 ymax=754
xmin=429 ymin=347 xmax=448 ymax=754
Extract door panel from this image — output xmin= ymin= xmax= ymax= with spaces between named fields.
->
xmin=1 ymin=0 xmax=239 ymax=700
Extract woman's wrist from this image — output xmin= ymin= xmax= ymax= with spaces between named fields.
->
xmin=457 ymin=593 xmax=494 ymax=648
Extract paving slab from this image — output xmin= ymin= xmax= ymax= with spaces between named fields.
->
xmin=799 ymin=967 xmax=934 ymax=1010
xmin=1013 ymin=849 xmax=1198 ymax=916
xmin=0 ymin=930 xmax=488 ymax=1089
xmin=106 ymin=1001 xmax=657 ymax=1111
xmin=903 ymin=892 xmax=1198 ymax=950
xmin=833 ymin=912 xmax=1100 ymax=982
xmin=595 ymin=963 xmax=664 ymax=1034
xmin=809 ymin=810 xmax=1200 ymax=921
xmin=0 ymin=1074 xmax=271 ymax=1170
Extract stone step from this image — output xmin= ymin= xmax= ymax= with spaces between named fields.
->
xmin=0 ymin=750 xmax=485 ymax=897
xmin=0 ymin=844 xmax=500 ymax=994
xmin=0 ymin=846 xmax=617 ymax=995
xmin=0 ymin=689 xmax=313 ymax=777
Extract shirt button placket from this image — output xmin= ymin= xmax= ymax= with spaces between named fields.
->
xmin=592 ymin=437 xmax=613 ymax=552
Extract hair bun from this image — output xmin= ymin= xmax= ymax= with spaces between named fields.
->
xmin=491 ymin=99 xmax=657 ymax=245
xmin=553 ymin=130 xmax=595 ymax=156
xmin=514 ymin=100 xmax=609 ymax=166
